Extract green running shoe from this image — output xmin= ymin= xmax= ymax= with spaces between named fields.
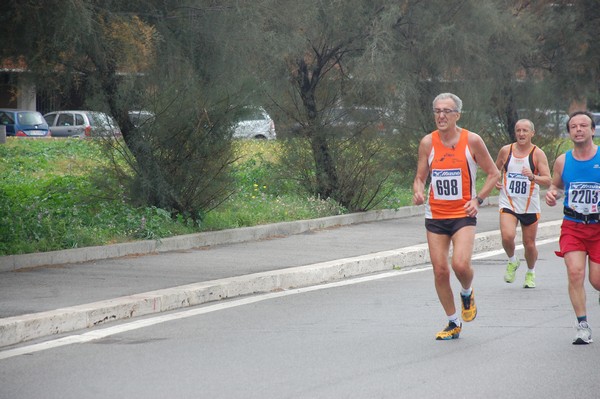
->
xmin=523 ymin=271 xmax=536 ymax=288
xmin=504 ymin=259 xmax=520 ymax=283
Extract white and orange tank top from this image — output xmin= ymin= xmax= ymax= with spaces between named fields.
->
xmin=498 ymin=144 xmax=541 ymax=214
xmin=425 ymin=129 xmax=478 ymax=219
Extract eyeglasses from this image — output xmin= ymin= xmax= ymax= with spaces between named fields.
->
xmin=433 ymin=108 xmax=459 ymax=115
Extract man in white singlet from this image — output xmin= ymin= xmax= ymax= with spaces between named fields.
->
xmin=494 ymin=119 xmax=551 ymax=288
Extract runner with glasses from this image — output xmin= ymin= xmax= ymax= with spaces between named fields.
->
xmin=413 ymin=92 xmax=499 ymax=340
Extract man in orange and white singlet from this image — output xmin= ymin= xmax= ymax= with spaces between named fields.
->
xmin=495 ymin=119 xmax=551 ymax=288
xmin=413 ymin=93 xmax=499 ymax=340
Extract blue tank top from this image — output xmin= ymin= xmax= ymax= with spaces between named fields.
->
xmin=562 ymin=147 xmax=600 ymax=222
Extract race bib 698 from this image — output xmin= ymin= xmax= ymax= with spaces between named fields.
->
xmin=431 ymin=169 xmax=463 ymax=200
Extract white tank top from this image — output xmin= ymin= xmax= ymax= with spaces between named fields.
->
xmin=498 ymin=144 xmax=541 ymax=214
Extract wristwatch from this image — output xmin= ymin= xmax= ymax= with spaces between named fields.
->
xmin=476 ymin=196 xmax=484 ymax=205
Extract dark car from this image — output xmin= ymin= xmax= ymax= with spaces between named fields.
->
xmin=326 ymin=106 xmax=398 ymax=136
xmin=43 ymin=110 xmax=121 ymax=138
xmin=128 ymin=110 xmax=155 ymax=128
xmin=0 ymin=108 xmax=51 ymax=137
xmin=290 ymin=106 xmax=398 ymax=137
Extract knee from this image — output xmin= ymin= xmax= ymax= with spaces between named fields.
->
xmin=523 ymin=240 xmax=537 ymax=254
xmin=589 ymin=274 xmax=600 ymax=291
xmin=502 ymin=232 xmax=516 ymax=243
xmin=567 ymin=268 xmax=586 ymax=284
xmin=452 ymin=261 xmax=472 ymax=279
xmin=433 ymin=267 xmax=451 ymax=283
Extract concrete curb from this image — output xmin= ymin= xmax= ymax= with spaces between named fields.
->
xmin=0 ymin=206 xmax=425 ymax=272
xmin=0 ymin=218 xmax=561 ymax=349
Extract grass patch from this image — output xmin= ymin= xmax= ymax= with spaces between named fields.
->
xmin=1 ymin=138 xmax=414 ymax=256
xmin=5 ymin=135 xmax=567 ymax=256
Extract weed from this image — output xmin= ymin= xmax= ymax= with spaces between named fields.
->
xmin=0 ymin=138 xmax=406 ymax=255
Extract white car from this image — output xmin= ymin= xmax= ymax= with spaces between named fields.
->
xmin=44 ymin=110 xmax=121 ymax=138
xmin=233 ymin=107 xmax=276 ymax=140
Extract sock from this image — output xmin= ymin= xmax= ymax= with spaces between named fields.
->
xmin=577 ymin=316 xmax=587 ymax=324
xmin=460 ymin=287 xmax=472 ymax=297
xmin=527 ymin=267 xmax=535 ymax=274
xmin=508 ymin=255 xmax=517 ymax=262
xmin=448 ymin=313 xmax=460 ymax=326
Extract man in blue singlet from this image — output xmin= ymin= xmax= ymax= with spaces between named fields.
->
xmin=546 ymin=111 xmax=600 ymax=345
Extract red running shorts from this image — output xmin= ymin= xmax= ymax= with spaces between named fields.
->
xmin=555 ymin=219 xmax=600 ymax=263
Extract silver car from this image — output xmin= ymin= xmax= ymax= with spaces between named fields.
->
xmin=43 ymin=110 xmax=122 ymax=138
xmin=591 ymin=112 xmax=600 ymax=136
xmin=233 ymin=107 xmax=276 ymax=140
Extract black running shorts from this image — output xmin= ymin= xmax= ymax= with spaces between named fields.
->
xmin=500 ymin=207 xmax=539 ymax=226
xmin=425 ymin=217 xmax=477 ymax=236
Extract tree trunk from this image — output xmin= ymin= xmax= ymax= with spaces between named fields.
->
xmin=295 ymin=56 xmax=339 ymax=200
xmin=310 ymin=133 xmax=338 ymax=199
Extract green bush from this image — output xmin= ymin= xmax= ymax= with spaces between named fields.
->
xmin=2 ymin=136 xmax=574 ymax=256
xmin=0 ymin=139 xmax=356 ymax=255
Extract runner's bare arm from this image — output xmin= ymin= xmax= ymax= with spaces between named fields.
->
xmin=469 ymin=132 xmax=500 ymax=201
xmin=545 ymin=154 xmax=565 ymax=206
xmin=531 ymin=149 xmax=552 ymax=188
xmin=413 ymin=135 xmax=432 ymax=205
xmin=494 ymin=145 xmax=509 ymax=190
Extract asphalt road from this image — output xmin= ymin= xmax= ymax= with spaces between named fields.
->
xmin=0 ymin=240 xmax=598 ymax=399
xmin=0 ymin=201 xmax=564 ymax=348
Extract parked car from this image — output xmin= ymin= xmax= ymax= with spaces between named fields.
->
xmin=517 ymin=108 xmax=569 ymax=137
xmin=43 ymin=110 xmax=121 ymax=138
xmin=233 ymin=107 xmax=276 ymax=140
xmin=329 ymin=106 xmax=399 ymax=135
xmin=590 ymin=112 xmax=600 ymax=136
xmin=555 ymin=111 xmax=599 ymax=136
xmin=128 ymin=110 xmax=155 ymax=128
xmin=291 ymin=106 xmax=398 ymax=136
xmin=0 ymin=108 xmax=51 ymax=137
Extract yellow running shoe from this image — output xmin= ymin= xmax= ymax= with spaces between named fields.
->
xmin=461 ymin=290 xmax=477 ymax=322
xmin=504 ymin=259 xmax=520 ymax=283
xmin=435 ymin=321 xmax=462 ymax=340
xmin=523 ymin=271 xmax=536 ymax=288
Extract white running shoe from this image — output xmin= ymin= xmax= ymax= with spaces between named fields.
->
xmin=573 ymin=321 xmax=593 ymax=345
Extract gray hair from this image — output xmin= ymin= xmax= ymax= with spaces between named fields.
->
xmin=516 ymin=119 xmax=535 ymax=131
xmin=433 ymin=93 xmax=463 ymax=113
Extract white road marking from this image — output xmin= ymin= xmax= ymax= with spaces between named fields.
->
xmin=471 ymin=238 xmax=558 ymax=260
xmin=0 ymin=238 xmax=558 ymax=360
